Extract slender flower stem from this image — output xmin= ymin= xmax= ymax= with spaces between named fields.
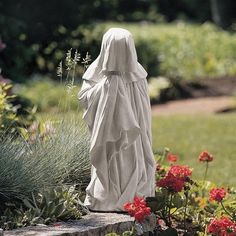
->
xmin=220 ymin=201 xmax=234 ymax=219
xmin=66 ymin=70 xmax=70 ymax=84
xmin=164 ymin=193 xmax=168 ymax=220
xmin=202 ymin=162 xmax=209 ymax=197
xmin=71 ymin=57 xmax=77 ymax=86
xmin=203 ymin=162 xmax=209 ymax=183
xmin=168 ymin=193 xmax=173 ymax=226
xmin=183 ymin=191 xmax=189 ymax=231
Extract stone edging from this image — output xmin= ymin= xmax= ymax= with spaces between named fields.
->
xmin=3 ymin=213 xmax=156 ymax=236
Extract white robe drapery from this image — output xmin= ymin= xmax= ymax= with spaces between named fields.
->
xmin=78 ymin=28 xmax=156 ymax=211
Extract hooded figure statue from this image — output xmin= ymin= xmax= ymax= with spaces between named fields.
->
xmin=78 ymin=28 xmax=156 ymax=211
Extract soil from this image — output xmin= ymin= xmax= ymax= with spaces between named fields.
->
xmin=151 ymin=76 xmax=236 ymax=115
xmin=151 ymin=96 xmax=235 ymax=115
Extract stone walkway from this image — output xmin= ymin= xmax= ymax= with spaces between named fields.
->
xmin=152 ymin=96 xmax=235 ymax=115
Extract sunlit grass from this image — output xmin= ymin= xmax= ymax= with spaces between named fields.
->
xmin=39 ymin=111 xmax=236 ymax=186
xmin=152 ymin=113 xmax=236 ymax=186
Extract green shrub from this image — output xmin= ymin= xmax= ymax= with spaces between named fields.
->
xmin=0 ymin=186 xmax=85 ymax=230
xmin=0 ymin=82 xmax=35 ymax=137
xmin=92 ymin=22 xmax=236 ymax=80
xmin=0 ymin=83 xmax=18 ymax=133
xmin=22 ymin=186 xmax=83 ymax=224
xmin=3 ymin=21 xmax=236 ymax=82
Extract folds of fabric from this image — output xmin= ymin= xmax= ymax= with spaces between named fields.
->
xmin=78 ymin=74 xmax=156 ymax=211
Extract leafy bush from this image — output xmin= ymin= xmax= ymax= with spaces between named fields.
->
xmin=0 ymin=186 xmax=84 ymax=230
xmin=44 ymin=22 xmax=236 ymax=81
xmin=4 ymin=21 xmax=236 ymax=82
xmin=93 ymin=22 xmax=236 ymax=80
xmin=0 ymin=82 xmax=35 ymax=137
xmin=22 ymin=186 xmax=83 ymax=224
xmin=0 ymin=83 xmax=18 ymax=133
xmin=148 ymin=76 xmax=171 ymax=103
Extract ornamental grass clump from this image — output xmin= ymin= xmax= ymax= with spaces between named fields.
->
xmin=0 ymin=116 xmax=90 ymax=212
xmin=0 ymin=134 xmax=35 ymax=208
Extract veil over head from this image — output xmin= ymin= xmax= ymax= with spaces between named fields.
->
xmin=83 ymin=28 xmax=147 ymax=82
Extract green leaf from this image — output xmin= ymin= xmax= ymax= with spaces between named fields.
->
xmin=18 ymin=127 xmax=29 ymax=140
xmin=23 ymin=198 xmax=33 ymax=209
xmin=52 ymin=202 xmax=65 ymax=217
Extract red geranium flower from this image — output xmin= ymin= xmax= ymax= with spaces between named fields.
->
xmin=134 ymin=207 xmax=151 ymax=222
xmin=207 ymin=216 xmax=236 ymax=236
xmin=133 ymin=196 xmax=147 ymax=208
xmin=168 ymin=165 xmax=192 ymax=180
xmin=209 ymin=187 xmax=227 ymax=202
xmin=157 ymin=173 xmax=185 ymax=193
xmin=167 ymin=154 xmax=178 ymax=163
xmin=199 ymin=151 xmax=214 ymax=162
xmin=123 ymin=202 xmax=136 ymax=216
xmin=124 ymin=196 xmax=151 ymax=222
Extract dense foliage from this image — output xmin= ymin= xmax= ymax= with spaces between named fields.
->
xmin=101 ymin=22 xmax=236 ymax=80
xmin=1 ymin=0 xmax=236 ymax=82
xmin=0 ymin=186 xmax=84 ymax=230
xmin=3 ymin=21 xmax=236 ymax=82
xmin=0 ymin=82 xmax=35 ymax=136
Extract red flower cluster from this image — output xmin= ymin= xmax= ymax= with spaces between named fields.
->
xmin=124 ymin=196 xmax=151 ymax=222
xmin=157 ymin=173 xmax=185 ymax=193
xmin=207 ymin=216 xmax=236 ymax=236
xmin=168 ymin=165 xmax=192 ymax=180
xmin=167 ymin=154 xmax=178 ymax=163
xmin=156 ymin=165 xmax=192 ymax=193
xmin=209 ymin=187 xmax=227 ymax=202
xmin=199 ymin=151 xmax=214 ymax=162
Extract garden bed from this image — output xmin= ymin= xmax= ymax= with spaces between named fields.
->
xmin=155 ymin=76 xmax=236 ymax=104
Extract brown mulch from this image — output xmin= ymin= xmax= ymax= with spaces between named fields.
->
xmin=151 ymin=96 xmax=235 ymax=115
xmin=151 ymin=76 xmax=236 ymax=115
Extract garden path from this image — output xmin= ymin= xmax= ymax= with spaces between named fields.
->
xmin=151 ymin=96 xmax=235 ymax=115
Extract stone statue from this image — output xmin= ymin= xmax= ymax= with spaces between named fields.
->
xmin=78 ymin=28 xmax=156 ymax=211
